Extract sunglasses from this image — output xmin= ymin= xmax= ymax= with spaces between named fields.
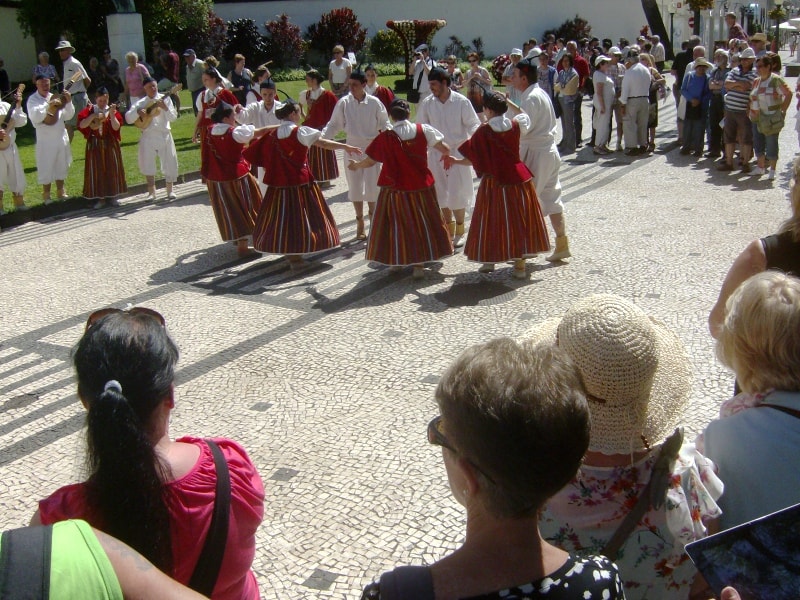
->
xmin=427 ymin=415 xmax=496 ymax=484
xmin=85 ymin=306 xmax=165 ymax=330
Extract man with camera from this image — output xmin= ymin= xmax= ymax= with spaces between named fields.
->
xmin=408 ymin=44 xmax=434 ymax=103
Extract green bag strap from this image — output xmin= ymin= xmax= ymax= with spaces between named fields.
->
xmin=0 ymin=525 xmax=52 ymax=600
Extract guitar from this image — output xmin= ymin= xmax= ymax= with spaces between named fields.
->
xmin=43 ymin=72 xmax=82 ymax=125
xmin=85 ymin=103 xmax=119 ymax=133
xmin=0 ymin=83 xmax=25 ymax=151
xmin=133 ymin=83 xmax=182 ymax=130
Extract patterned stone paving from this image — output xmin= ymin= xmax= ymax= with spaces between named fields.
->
xmin=0 ymin=71 xmax=796 ymax=598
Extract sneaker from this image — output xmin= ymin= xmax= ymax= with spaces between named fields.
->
xmin=478 ymin=263 xmax=495 ymax=273
xmin=751 ymin=166 xmax=765 ymax=176
xmin=167 ymin=193 xmax=178 ymax=201
xmin=453 ymin=235 xmax=466 ymax=249
xmin=768 ymin=169 xmax=776 ymax=180
xmin=43 ymin=199 xmax=53 ymax=205
xmin=145 ymin=194 xmax=156 ymax=202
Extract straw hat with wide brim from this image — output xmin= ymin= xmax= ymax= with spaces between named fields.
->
xmin=55 ymin=40 xmax=76 ymax=52
xmin=521 ymin=294 xmax=692 ymax=455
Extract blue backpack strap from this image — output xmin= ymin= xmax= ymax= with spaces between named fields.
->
xmin=0 ymin=525 xmax=52 ymax=600
xmin=377 ymin=565 xmax=435 ymax=600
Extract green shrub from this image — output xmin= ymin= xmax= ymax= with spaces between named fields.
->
xmin=305 ymin=7 xmax=367 ymax=58
xmin=224 ymin=18 xmax=269 ymax=65
xmin=367 ymin=29 xmax=404 ymax=63
xmin=542 ymin=15 xmax=592 ymax=43
xmin=264 ymin=14 xmax=306 ymax=68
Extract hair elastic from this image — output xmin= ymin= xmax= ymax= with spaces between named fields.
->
xmin=104 ymin=380 xmax=123 ymax=394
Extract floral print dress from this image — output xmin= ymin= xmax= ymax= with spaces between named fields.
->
xmin=538 ymin=443 xmax=723 ymax=600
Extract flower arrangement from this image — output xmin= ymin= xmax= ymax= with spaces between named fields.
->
xmin=386 ymin=19 xmax=447 ymax=76
xmin=687 ymin=0 xmax=715 ymax=11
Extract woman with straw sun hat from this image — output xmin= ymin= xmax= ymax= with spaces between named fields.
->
xmin=525 ymin=294 xmax=723 ymax=600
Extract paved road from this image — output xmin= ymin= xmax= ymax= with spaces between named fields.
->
xmin=0 ymin=83 xmax=795 ymax=598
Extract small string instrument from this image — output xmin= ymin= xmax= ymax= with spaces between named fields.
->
xmin=0 ymin=83 xmax=25 ymax=151
xmin=43 ymin=72 xmax=82 ymax=125
xmin=133 ymin=83 xmax=182 ymax=130
xmin=86 ymin=104 xmax=118 ymax=134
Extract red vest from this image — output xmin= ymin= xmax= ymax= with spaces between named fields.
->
xmin=459 ymin=121 xmax=531 ymax=185
xmin=201 ymin=126 xmax=251 ymax=181
xmin=366 ymin=124 xmax=434 ymax=191
xmin=302 ymin=89 xmax=337 ymax=129
xmin=199 ymin=88 xmax=239 ymax=130
xmin=244 ymin=127 xmax=313 ymax=186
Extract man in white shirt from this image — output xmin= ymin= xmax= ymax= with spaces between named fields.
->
xmin=55 ymin=40 xmax=90 ymax=142
xmin=650 ymin=35 xmax=666 ymax=72
xmin=620 ymin=49 xmax=652 ymax=155
xmin=508 ymin=57 xmax=571 ymax=262
xmin=237 ymin=78 xmax=283 ymax=194
xmin=27 ymin=74 xmax=74 ymax=202
xmin=0 ymin=86 xmax=28 ymax=211
xmin=409 ymin=44 xmax=434 ymax=103
xmin=322 ymin=70 xmax=390 ymax=239
xmin=125 ymin=77 xmax=178 ymax=201
xmin=416 ymin=67 xmax=480 ymax=247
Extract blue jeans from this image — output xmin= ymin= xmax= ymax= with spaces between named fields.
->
xmin=752 ymin=122 xmax=779 ymax=161
xmin=559 ymin=96 xmax=576 ymax=152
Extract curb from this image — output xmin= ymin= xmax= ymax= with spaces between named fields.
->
xmin=0 ymin=171 xmax=204 ymax=230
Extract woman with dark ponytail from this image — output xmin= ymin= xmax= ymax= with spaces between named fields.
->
xmin=32 ymin=308 xmax=265 ymax=600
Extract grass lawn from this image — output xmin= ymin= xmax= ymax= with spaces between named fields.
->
xmin=6 ymin=75 xmax=503 ymax=212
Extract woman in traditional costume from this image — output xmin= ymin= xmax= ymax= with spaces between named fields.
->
xmin=299 ymin=69 xmax=339 ymax=185
xmin=445 ymin=92 xmax=550 ymax=279
xmin=244 ymin=100 xmax=360 ymax=269
xmin=348 ymin=99 xmax=453 ymax=280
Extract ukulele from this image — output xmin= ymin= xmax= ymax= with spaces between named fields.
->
xmin=85 ymin=103 xmax=119 ymax=134
xmin=133 ymin=83 xmax=182 ymax=130
xmin=43 ymin=72 xmax=82 ymax=125
xmin=0 ymin=83 xmax=25 ymax=151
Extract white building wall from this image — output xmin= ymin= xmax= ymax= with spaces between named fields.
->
xmin=0 ymin=6 xmax=37 ymax=83
xmin=213 ymin=0 xmax=656 ymax=58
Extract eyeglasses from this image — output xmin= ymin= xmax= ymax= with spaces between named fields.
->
xmin=85 ymin=306 xmax=165 ymax=330
xmin=427 ymin=415 xmax=496 ymax=484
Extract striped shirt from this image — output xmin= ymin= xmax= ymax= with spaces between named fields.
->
xmin=723 ymin=66 xmax=757 ymax=112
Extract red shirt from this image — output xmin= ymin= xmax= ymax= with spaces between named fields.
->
xmin=458 ymin=120 xmax=532 ymax=185
xmin=38 ymin=437 xmax=265 ymax=600
xmin=365 ymin=124 xmax=434 ymax=191
xmin=244 ymin=127 xmax=314 ymax=186
xmin=202 ymin=125 xmax=252 ymax=181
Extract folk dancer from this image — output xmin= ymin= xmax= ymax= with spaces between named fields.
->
xmin=508 ymin=57 xmax=572 ymax=261
xmin=0 ymin=85 xmax=28 ymax=211
xmin=416 ymin=67 xmax=481 ymax=247
xmin=77 ymin=86 xmax=126 ymax=208
xmin=244 ymin=100 xmax=361 ymax=269
xmin=125 ymin=77 xmax=178 ymax=201
xmin=299 ymin=69 xmax=339 ymax=186
xmin=364 ymin=64 xmax=395 ymax=112
xmin=192 ymin=68 xmax=239 ymax=173
xmin=236 ymin=78 xmax=283 ymax=195
xmin=27 ymin=74 xmax=74 ymax=203
xmin=445 ymin=92 xmax=550 ymax=278
xmin=348 ymin=98 xmax=453 ymax=279
xmin=321 ymin=70 xmax=390 ymax=240
xmin=202 ymin=102 xmax=266 ymax=257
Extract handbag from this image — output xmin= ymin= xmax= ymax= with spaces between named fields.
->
xmin=757 ymin=108 xmax=785 ymax=135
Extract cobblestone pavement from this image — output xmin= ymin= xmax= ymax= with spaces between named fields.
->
xmin=0 ymin=75 xmax=796 ymax=598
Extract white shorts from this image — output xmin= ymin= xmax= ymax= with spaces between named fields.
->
xmin=520 ymin=143 xmax=563 ymax=216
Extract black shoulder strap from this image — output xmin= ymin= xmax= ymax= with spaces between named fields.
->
xmin=415 ymin=67 xmax=425 ymax=91
xmin=759 ymin=403 xmax=800 ymax=419
xmin=188 ymin=440 xmax=231 ymax=597
xmin=0 ymin=525 xmax=52 ymax=600
xmin=377 ymin=565 xmax=435 ymax=600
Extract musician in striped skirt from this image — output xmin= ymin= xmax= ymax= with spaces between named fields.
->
xmin=77 ymin=87 xmax=126 ymax=208
xmin=444 ymin=92 xmax=550 ymax=279
xmin=201 ymin=102 xmax=264 ymax=257
xmin=347 ymin=98 xmax=452 ymax=280
xmin=244 ymin=100 xmax=360 ymax=269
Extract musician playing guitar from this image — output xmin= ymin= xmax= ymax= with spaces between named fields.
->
xmin=27 ymin=74 xmax=74 ymax=203
xmin=77 ymin=86 xmax=127 ymax=208
xmin=125 ymin=77 xmax=178 ymax=202
xmin=0 ymin=84 xmax=28 ymax=212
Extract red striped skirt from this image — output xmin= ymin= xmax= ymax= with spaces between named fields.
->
xmin=252 ymin=182 xmax=340 ymax=255
xmin=206 ymin=173 xmax=263 ymax=241
xmin=83 ymin=137 xmax=127 ymax=199
xmin=307 ymin=146 xmax=339 ymax=182
xmin=464 ymin=176 xmax=550 ymax=263
xmin=366 ymin=186 xmax=453 ymax=266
